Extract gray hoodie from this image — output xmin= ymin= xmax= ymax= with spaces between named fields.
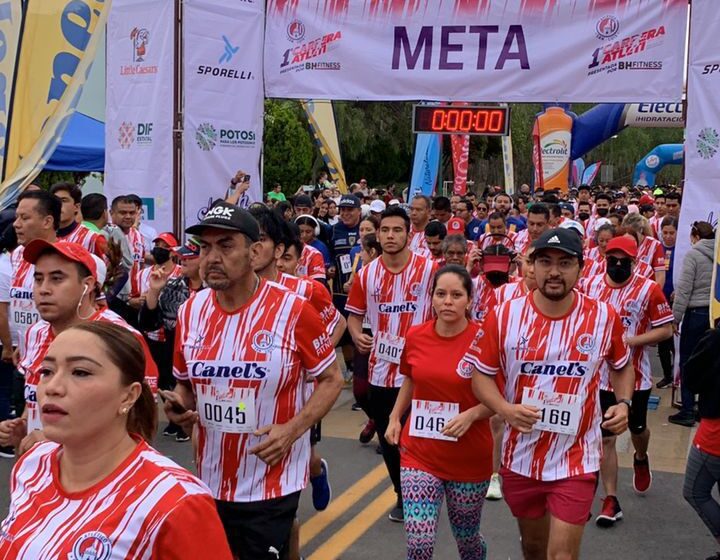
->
xmin=673 ymin=238 xmax=715 ymax=323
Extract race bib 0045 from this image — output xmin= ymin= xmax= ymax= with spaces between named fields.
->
xmin=197 ymin=385 xmax=257 ymax=434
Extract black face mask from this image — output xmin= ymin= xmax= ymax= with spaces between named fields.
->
xmin=596 ymin=207 xmax=609 ymax=217
xmin=606 ymin=257 xmax=633 ymax=284
xmin=578 ymin=212 xmax=590 ymax=221
xmin=152 ymin=247 xmax=171 ymax=265
xmin=485 ymin=271 xmax=510 ymax=288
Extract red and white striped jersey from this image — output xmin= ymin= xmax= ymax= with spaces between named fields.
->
xmin=19 ymin=309 xmax=159 ymax=432
xmin=346 ymin=253 xmax=436 ymax=388
xmin=130 ymin=264 xmax=183 ymax=341
xmin=582 ymin=273 xmax=673 ymax=390
xmin=586 ymin=246 xmax=601 ymax=262
xmin=409 ymin=227 xmax=431 ymax=258
xmin=470 ymin=276 xmax=498 ymax=324
xmin=637 ymin=235 xmax=665 ymax=271
xmin=494 ymin=279 xmax=529 ymax=304
xmin=275 ymin=272 xmax=341 ymax=336
xmin=649 ymin=215 xmax=662 ymax=239
xmin=513 ymin=229 xmax=531 ymax=255
xmin=298 ymin=244 xmax=326 ymax=281
xmin=173 ymin=282 xmax=336 ymax=502
xmin=9 ymin=246 xmax=38 ymax=356
xmin=125 ymin=228 xmax=146 ymax=267
xmin=59 ymin=223 xmax=106 ymax=258
xmin=0 ymin=439 xmax=233 ymax=559
xmin=464 ymin=292 xmax=630 ymax=481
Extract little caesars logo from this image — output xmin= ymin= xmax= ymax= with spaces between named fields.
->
xmin=195 ymin=122 xmax=256 ymax=151
xmin=121 ymin=27 xmax=158 ymax=75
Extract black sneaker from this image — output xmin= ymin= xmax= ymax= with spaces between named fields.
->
xmin=351 ymin=402 xmax=363 ymax=411
xmin=668 ymin=412 xmax=695 ymax=427
xmin=0 ymin=446 xmax=14 ymax=459
xmin=388 ymin=500 xmax=404 ymax=523
xmin=656 ymin=378 xmax=672 ymax=389
xmin=163 ymin=424 xmax=179 ymax=437
xmin=705 ymin=553 xmax=720 ymax=560
xmin=175 ymin=429 xmax=190 ymax=442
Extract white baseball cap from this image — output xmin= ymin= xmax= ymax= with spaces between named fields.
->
xmin=369 ymin=200 xmax=386 ymax=213
xmin=559 ymin=219 xmax=585 ymax=238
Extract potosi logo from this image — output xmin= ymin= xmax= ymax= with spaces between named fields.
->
xmin=520 ymin=361 xmax=589 ymax=377
xmin=190 ymin=361 xmax=269 ymax=379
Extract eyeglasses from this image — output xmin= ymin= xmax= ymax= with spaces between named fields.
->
xmin=606 ymin=256 xmax=632 ymax=267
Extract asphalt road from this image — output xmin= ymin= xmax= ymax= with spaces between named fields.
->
xmin=0 ymin=377 xmax=716 ymax=559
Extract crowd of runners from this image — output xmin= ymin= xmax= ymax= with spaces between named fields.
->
xmin=0 ymin=175 xmax=716 ymax=560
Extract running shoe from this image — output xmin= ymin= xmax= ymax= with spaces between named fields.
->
xmin=175 ymin=429 xmax=190 ymax=443
xmin=668 ymin=412 xmax=695 ymax=427
xmin=359 ymin=420 xmax=376 ymax=444
xmin=633 ymin=453 xmax=652 ymax=494
xmin=311 ymin=458 xmax=332 ymax=511
xmin=388 ymin=499 xmax=404 ymax=523
xmin=0 ymin=446 xmax=14 ymax=459
xmin=486 ymin=473 xmax=503 ymax=501
xmin=595 ymin=496 xmax=623 ymax=527
xmin=705 ymin=553 xmax=720 ymax=560
xmin=351 ymin=402 xmax=363 ymax=411
xmin=655 ymin=378 xmax=672 ymax=389
xmin=162 ymin=423 xmax=179 ymax=437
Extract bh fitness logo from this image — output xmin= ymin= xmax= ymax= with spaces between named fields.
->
xmin=196 ymin=123 xmax=218 ymax=151
xmin=697 ymin=127 xmax=719 ymax=160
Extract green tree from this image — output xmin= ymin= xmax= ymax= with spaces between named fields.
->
xmin=263 ymin=100 xmax=315 ymax=195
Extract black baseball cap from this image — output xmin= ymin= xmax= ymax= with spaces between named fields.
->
xmin=294 ymin=195 xmax=312 ymax=208
xmin=185 ymin=201 xmax=260 ymax=241
xmin=338 ymin=195 xmax=361 ymax=209
xmin=531 ymin=228 xmax=583 ymax=259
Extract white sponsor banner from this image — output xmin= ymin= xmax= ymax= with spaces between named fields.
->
xmin=105 ymin=0 xmax=175 ymax=233
xmin=676 ymin=0 xmax=720 ymax=287
xmin=183 ymin=0 xmax=264 ymax=228
xmin=264 ymin=0 xmax=687 ymax=102
xmin=621 ymin=102 xmax=685 ymax=128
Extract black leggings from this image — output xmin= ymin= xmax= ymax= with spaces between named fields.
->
xmin=369 ymin=385 xmax=402 ymax=498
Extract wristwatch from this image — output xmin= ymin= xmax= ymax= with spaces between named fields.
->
xmin=617 ymin=398 xmax=632 ymax=410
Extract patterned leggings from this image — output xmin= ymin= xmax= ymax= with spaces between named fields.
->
xmin=401 ymin=467 xmax=490 ymax=560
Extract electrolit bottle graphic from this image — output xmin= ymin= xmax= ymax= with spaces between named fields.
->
xmin=532 ymin=107 xmax=573 ymax=194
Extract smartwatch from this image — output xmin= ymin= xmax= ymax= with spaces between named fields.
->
xmin=617 ymin=398 xmax=632 ymax=410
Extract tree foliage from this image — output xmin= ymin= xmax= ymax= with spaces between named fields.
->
xmin=263 ymin=99 xmax=315 ymax=193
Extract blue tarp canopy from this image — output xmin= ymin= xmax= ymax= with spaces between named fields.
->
xmin=45 ymin=112 xmax=104 ymax=172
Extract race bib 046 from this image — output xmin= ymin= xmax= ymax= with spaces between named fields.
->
xmin=522 ymin=387 xmax=581 ymax=436
xmin=409 ymin=399 xmax=459 ymax=442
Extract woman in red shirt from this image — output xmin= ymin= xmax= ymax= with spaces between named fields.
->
xmin=386 ymin=264 xmax=494 ymax=560
xmin=0 ymin=322 xmax=233 ymax=559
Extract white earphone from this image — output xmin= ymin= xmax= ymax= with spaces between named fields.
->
xmin=295 ymin=214 xmax=320 ymax=237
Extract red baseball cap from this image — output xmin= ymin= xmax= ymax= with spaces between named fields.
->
xmin=605 ymin=236 xmax=638 ymax=259
xmin=153 ymin=232 xmax=179 ymax=247
xmin=638 ymin=194 xmax=655 ymax=206
xmin=23 ymin=240 xmax=98 ymax=279
xmin=446 ymin=217 xmax=466 ymax=235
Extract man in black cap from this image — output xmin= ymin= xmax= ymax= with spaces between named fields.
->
xmin=469 ymin=228 xmax=634 ymax=560
xmin=164 ymin=201 xmax=343 ymax=559
xmin=329 ymin=194 xmax=361 ymax=304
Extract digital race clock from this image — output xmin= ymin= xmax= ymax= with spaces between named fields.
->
xmin=412 ymin=105 xmax=510 ymax=136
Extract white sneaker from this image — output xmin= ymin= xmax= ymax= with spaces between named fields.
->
xmin=486 ymin=473 xmax=503 ymax=501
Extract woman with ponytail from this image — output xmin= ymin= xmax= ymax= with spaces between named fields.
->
xmin=0 ymin=321 xmax=233 ymax=558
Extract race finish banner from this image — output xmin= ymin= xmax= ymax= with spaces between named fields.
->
xmin=183 ymin=0 xmax=264 ymax=227
xmin=105 ymin=0 xmax=175 ymax=233
xmin=677 ymin=0 xmax=720 ymax=298
xmin=1 ymin=0 xmax=109 ymax=207
xmin=265 ymin=0 xmax=686 ymax=102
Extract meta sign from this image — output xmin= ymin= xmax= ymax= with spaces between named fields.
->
xmin=412 ymin=104 xmax=510 ymax=136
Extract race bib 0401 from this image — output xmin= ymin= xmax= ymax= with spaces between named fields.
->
xmin=374 ymin=332 xmax=405 ymax=365
xmin=522 ymin=387 xmax=581 ymax=436
xmin=197 ymin=385 xmax=257 ymax=434
xmin=409 ymin=399 xmax=459 ymax=442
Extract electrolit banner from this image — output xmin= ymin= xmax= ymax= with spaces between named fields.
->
xmin=533 ymin=107 xmax=573 ymax=193
xmin=265 ymin=0 xmax=687 ymax=102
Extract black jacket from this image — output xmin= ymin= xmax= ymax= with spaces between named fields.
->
xmin=684 ymin=327 xmax=720 ymax=418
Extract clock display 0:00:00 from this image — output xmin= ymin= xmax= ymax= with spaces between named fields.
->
xmin=413 ymin=106 xmax=509 ymax=136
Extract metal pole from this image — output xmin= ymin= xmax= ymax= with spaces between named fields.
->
xmin=173 ymin=0 xmax=183 ymax=235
